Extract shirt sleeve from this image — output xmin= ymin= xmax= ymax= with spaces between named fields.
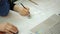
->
xmin=8 ymin=0 xmax=17 ymax=10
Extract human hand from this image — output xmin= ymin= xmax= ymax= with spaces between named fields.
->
xmin=0 ymin=23 xmax=18 ymax=34
xmin=14 ymin=5 xmax=30 ymax=16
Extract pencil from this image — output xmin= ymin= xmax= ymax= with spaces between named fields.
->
xmin=20 ymin=3 xmax=27 ymax=9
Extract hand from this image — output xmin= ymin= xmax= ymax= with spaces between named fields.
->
xmin=19 ymin=6 xmax=30 ymax=16
xmin=0 ymin=23 xmax=18 ymax=34
xmin=14 ymin=5 xmax=30 ymax=16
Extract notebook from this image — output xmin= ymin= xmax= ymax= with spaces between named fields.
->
xmin=31 ymin=14 xmax=60 ymax=34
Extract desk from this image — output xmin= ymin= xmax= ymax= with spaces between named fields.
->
xmin=0 ymin=0 xmax=59 ymax=34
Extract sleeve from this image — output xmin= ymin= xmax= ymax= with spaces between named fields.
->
xmin=8 ymin=0 xmax=17 ymax=10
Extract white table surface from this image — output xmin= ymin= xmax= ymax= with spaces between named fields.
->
xmin=0 ymin=0 xmax=60 ymax=34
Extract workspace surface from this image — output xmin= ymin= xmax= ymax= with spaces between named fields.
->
xmin=0 ymin=0 xmax=60 ymax=34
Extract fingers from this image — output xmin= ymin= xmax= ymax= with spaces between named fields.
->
xmin=0 ymin=23 xmax=18 ymax=34
xmin=23 ymin=6 xmax=30 ymax=16
xmin=20 ymin=7 xmax=30 ymax=16
xmin=0 ymin=28 xmax=13 ymax=34
xmin=25 ymin=7 xmax=29 ymax=10
xmin=5 ymin=23 xmax=18 ymax=33
xmin=4 ymin=29 xmax=13 ymax=34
